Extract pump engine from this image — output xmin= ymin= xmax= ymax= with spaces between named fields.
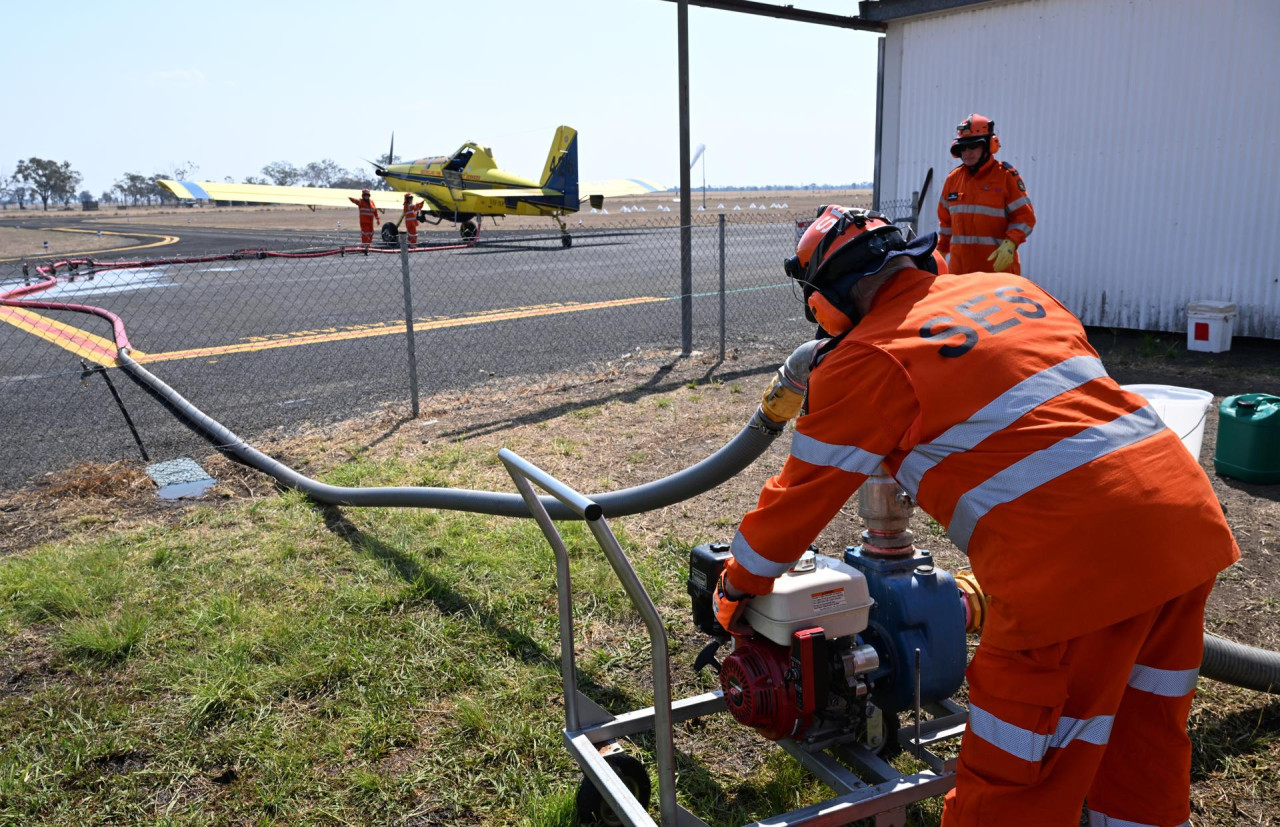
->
xmin=687 ymin=540 xmax=970 ymax=747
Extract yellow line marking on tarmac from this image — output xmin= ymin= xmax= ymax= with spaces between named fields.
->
xmin=0 ymin=227 xmax=179 ymax=262
xmin=0 ymin=305 xmax=146 ymax=367
xmin=1 ymin=296 xmax=665 ymax=367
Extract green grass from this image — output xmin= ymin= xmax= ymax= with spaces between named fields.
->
xmin=0 ymin=446 xmax=887 ymax=825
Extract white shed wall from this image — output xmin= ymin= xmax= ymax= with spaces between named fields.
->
xmin=878 ymin=0 xmax=1280 ymax=338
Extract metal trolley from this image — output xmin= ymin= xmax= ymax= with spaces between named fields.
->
xmin=501 ymin=449 xmax=968 ymax=827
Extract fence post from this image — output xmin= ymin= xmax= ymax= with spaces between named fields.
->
xmin=718 ymin=213 xmax=726 ymax=362
xmin=398 ymin=232 xmax=420 ymax=418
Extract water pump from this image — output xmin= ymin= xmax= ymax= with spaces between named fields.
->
xmin=686 ymin=472 xmax=975 ymax=747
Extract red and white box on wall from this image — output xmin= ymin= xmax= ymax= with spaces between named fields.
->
xmin=1185 ymin=300 xmax=1238 ymax=353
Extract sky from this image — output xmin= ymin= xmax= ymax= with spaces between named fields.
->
xmin=0 ymin=0 xmax=882 ymax=197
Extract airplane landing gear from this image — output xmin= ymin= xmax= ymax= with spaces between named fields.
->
xmin=553 ymin=214 xmax=572 ymax=249
xmin=380 ymin=222 xmax=399 ymax=243
xmin=460 ymin=219 xmax=478 ymax=241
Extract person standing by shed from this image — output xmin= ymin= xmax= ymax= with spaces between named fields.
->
xmin=937 ymin=114 xmax=1036 ymax=274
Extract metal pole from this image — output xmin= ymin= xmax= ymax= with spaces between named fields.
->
xmin=398 ymin=232 xmax=420 ymax=418
xmin=678 ymin=0 xmax=693 ymax=356
xmin=718 ymin=212 xmax=726 ymax=362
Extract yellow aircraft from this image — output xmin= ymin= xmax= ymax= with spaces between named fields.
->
xmin=159 ymin=126 xmax=662 ymax=248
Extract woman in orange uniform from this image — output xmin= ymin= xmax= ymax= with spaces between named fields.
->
xmin=715 ymin=206 xmax=1238 ymax=826
xmin=937 ymin=114 xmax=1036 ymax=275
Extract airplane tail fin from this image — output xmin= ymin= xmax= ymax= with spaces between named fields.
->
xmin=540 ymin=125 xmax=579 ymax=207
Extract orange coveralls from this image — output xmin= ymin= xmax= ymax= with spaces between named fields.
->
xmin=725 ymin=268 xmax=1238 ymax=825
xmin=348 ymin=196 xmax=381 ymax=244
xmin=937 ymin=157 xmax=1035 ymax=274
xmin=402 ymin=200 xmax=425 ymax=246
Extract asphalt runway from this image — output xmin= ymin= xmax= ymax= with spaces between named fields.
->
xmin=1 ymin=217 xmax=801 ymax=488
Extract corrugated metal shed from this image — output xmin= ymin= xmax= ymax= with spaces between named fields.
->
xmin=870 ymin=0 xmax=1280 ymax=338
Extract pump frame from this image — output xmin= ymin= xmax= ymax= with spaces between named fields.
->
xmin=501 ymin=448 xmax=968 ymax=827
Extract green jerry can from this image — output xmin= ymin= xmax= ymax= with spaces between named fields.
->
xmin=1214 ymin=394 xmax=1280 ymax=483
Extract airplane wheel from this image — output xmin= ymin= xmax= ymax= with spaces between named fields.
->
xmin=460 ymin=220 xmax=477 ymax=240
xmin=575 ymin=753 xmax=650 ymax=826
xmin=561 ymin=234 xmax=572 ymax=249
xmin=380 ymin=222 xmax=398 ymax=243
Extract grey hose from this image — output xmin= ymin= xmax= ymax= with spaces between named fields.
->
xmin=117 ymin=349 xmax=786 ymax=519
xmin=1202 ymin=633 xmax=1280 ymax=694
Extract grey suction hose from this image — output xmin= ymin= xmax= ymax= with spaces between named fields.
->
xmin=117 ymin=349 xmax=788 ymax=519
xmin=1202 ymin=633 xmax=1280 ymax=694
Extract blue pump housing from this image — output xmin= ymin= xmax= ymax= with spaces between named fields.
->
xmin=844 ymin=545 xmax=968 ymax=714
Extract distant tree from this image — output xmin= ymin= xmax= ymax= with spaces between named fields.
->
xmin=168 ymin=161 xmax=199 ymax=180
xmin=301 ymin=159 xmax=345 ymax=187
xmin=260 ymin=161 xmax=300 ymax=186
xmin=331 ymin=174 xmax=377 ymax=190
xmin=0 ymin=170 xmax=10 ymax=209
xmin=16 ymin=158 xmax=82 ymax=211
xmin=115 ymin=172 xmax=151 ymax=206
xmin=243 ymin=175 xmax=268 ymax=185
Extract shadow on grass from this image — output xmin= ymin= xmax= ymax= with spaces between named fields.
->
xmin=1190 ymin=696 xmax=1280 ymax=783
xmin=437 ymin=357 xmax=777 ymax=442
xmin=314 ymin=503 xmax=636 ymax=714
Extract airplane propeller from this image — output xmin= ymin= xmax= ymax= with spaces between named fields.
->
xmin=367 ymin=132 xmax=394 ymax=180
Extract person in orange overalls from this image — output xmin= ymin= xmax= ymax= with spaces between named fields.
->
xmin=401 ymin=193 xmax=425 ymax=246
xmin=348 ymin=189 xmax=381 ymax=245
xmin=937 ymin=114 xmax=1036 ymax=274
xmin=713 ymin=206 xmax=1239 ymax=826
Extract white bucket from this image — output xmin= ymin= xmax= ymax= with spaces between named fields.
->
xmin=1121 ymin=384 xmax=1214 ymax=460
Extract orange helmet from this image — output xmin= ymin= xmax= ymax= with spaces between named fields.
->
xmin=783 ymin=206 xmax=938 ymax=329
xmin=950 ymin=113 xmax=1000 ymax=157
xmin=361 ymin=189 xmax=371 ymax=196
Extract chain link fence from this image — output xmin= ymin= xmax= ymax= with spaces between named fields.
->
xmin=1 ymin=210 xmax=836 ymax=490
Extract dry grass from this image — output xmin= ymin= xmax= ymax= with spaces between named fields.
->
xmin=0 ymin=226 xmax=145 ymax=260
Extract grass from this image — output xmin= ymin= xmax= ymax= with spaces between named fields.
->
xmin=0 ymin=446 xmax=900 ymax=825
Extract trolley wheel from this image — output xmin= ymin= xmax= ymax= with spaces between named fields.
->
xmin=380 ymin=222 xmax=398 ymax=243
xmin=460 ymin=219 xmax=478 ymax=240
xmin=561 ymin=234 xmax=573 ymax=249
xmin=575 ymin=752 xmax=651 ymax=826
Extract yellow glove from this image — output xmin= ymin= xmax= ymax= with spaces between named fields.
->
xmin=987 ymin=238 xmax=1017 ymax=272
xmin=953 ymin=569 xmax=987 ymax=633
xmin=760 ymin=370 xmax=805 ymax=423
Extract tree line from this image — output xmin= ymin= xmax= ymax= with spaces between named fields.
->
xmin=1 ymin=155 xmax=399 ymax=210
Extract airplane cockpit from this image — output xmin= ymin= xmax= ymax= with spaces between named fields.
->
xmin=444 ymin=146 xmax=474 ymax=172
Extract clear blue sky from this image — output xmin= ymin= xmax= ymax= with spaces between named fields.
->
xmin=0 ymin=1 xmax=881 ymax=196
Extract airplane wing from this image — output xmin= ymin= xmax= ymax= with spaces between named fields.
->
xmin=159 ymin=180 xmax=413 ymax=213
xmin=580 ymin=178 xmax=665 ymax=198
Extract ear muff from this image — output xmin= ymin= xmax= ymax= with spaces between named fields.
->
xmin=806 ymin=292 xmax=854 ymax=336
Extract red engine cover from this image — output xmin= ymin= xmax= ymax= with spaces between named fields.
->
xmin=719 ymin=636 xmax=803 ymax=740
